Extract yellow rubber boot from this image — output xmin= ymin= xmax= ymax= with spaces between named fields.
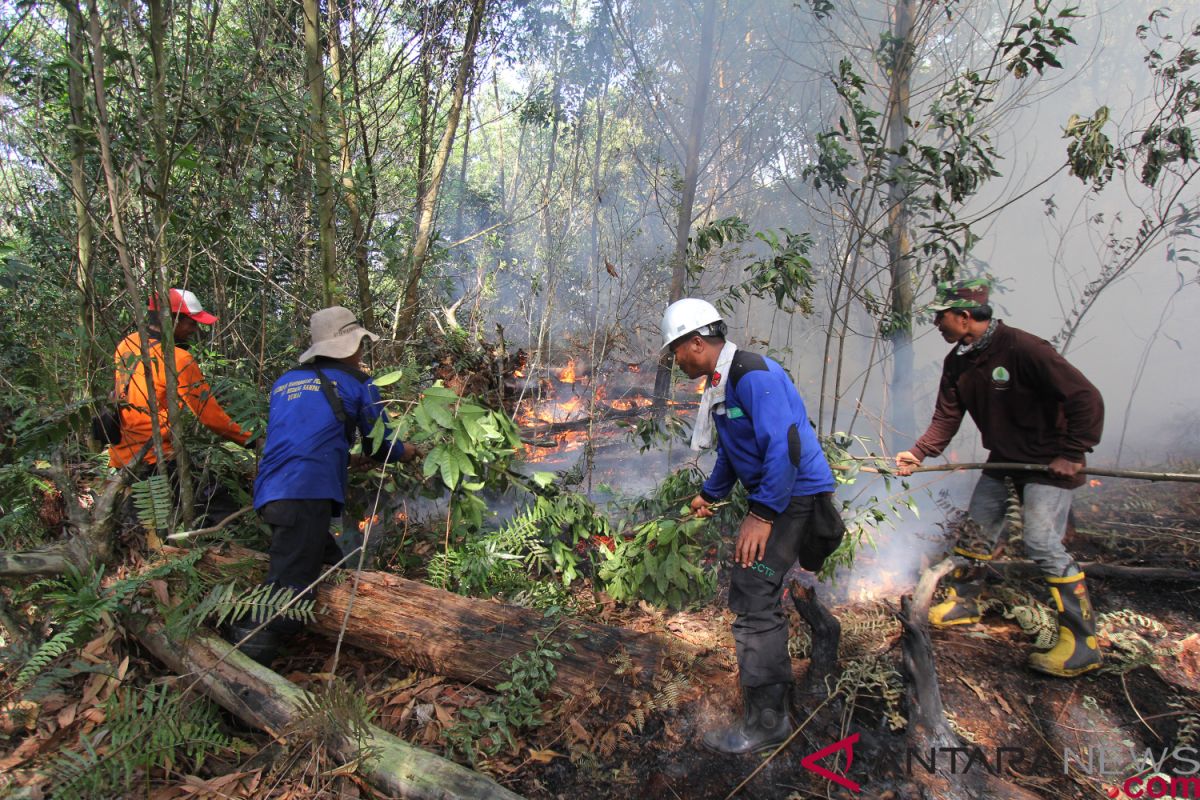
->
xmin=929 ymin=551 xmax=989 ymax=628
xmin=1028 ymin=571 xmax=1102 ymax=677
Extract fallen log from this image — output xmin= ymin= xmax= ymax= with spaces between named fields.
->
xmin=130 ymin=619 xmax=524 ymax=800
xmin=988 ymin=559 xmax=1200 ymax=583
xmin=201 ymin=545 xmax=732 ymax=705
xmin=518 ymin=401 xmax=699 ymax=438
xmin=0 ymin=471 xmax=127 ymax=577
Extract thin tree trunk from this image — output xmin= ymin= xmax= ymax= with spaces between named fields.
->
xmin=885 ymin=0 xmax=916 ymax=445
xmin=329 ymin=0 xmax=374 ymax=329
xmin=454 ymin=97 xmax=471 ymax=238
xmin=63 ymin=2 xmax=97 ymax=392
xmin=304 ymin=0 xmax=338 ymax=307
xmin=148 ymin=0 xmax=195 ymax=527
xmin=392 ymin=0 xmax=487 ymax=342
xmin=87 ymin=0 xmax=168 ymax=472
xmin=653 ymin=0 xmax=717 ymax=404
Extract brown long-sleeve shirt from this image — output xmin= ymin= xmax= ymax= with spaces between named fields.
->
xmin=911 ymin=321 xmax=1104 ymax=489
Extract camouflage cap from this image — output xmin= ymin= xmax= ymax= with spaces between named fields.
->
xmin=926 ymin=278 xmax=990 ymax=312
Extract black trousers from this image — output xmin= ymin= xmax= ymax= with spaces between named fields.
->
xmin=260 ymin=499 xmax=341 ymax=635
xmin=728 ymin=494 xmax=820 ymax=688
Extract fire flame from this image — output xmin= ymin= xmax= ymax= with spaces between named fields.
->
xmin=559 ymin=360 xmax=576 ymax=383
xmin=358 ymin=514 xmax=380 ymax=532
xmin=514 ymin=368 xmax=526 ymax=378
xmin=1089 ymin=479 xmax=1102 ymax=487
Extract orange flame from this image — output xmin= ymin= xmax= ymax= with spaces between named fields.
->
xmin=559 ymin=360 xmax=576 ymax=383
xmin=358 ymin=514 xmax=380 ymax=532
xmin=514 ymin=368 xmax=526 ymax=378
xmin=1088 ymin=479 xmax=1102 ymax=487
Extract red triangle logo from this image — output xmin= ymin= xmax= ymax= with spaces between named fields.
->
xmin=800 ymin=732 xmax=861 ymax=793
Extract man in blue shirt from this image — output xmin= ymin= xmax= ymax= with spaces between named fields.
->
xmin=229 ymin=306 xmax=417 ymax=663
xmin=661 ymin=298 xmax=842 ymax=754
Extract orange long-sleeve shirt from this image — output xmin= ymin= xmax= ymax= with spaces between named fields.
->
xmin=108 ymin=331 xmax=251 ymax=468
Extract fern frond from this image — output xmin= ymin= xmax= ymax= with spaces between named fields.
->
xmin=131 ymin=473 xmax=174 ymax=530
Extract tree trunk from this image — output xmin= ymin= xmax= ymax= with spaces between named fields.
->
xmin=304 ymin=0 xmax=338 ymax=307
xmin=393 ymin=0 xmax=487 ymax=342
xmin=64 ymin=2 xmax=96 ymax=391
xmin=148 ymin=0 xmax=195 ymax=527
xmin=329 ymin=0 xmax=374 ymax=330
xmin=788 ymin=580 xmax=840 ymax=697
xmin=201 ymin=546 xmax=731 ymax=705
xmin=130 ymin=622 xmax=526 ymax=800
xmin=885 ymin=0 xmax=917 ymax=445
xmin=86 ymin=0 xmax=168 ymax=471
xmin=653 ymin=0 xmax=718 ymax=405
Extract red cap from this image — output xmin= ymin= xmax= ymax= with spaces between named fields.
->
xmin=149 ymin=288 xmax=217 ymax=325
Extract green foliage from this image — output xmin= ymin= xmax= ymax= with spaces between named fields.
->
xmin=818 ymin=433 xmax=914 ymax=581
xmin=1064 ymin=106 xmax=1122 ymax=189
xmin=597 ymin=514 xmax=717 ymax=609
xmin=293 ymin=677 xmax=378 ymax=752
xmin=617 ymin=407 xmax=691 ymax=453
xmin=130 ymin=473 xmax=174 ymax=531
xmin=167 ymin=582 xmax=314 ymax=639
xmin=49 ymin=684 xmax=229 ymax=800
xmin=444 ymin=630 xmax=568 ymax=764
xmin=723 ymin=229 xmax=816 ymax=314
xmin=0 ymin=463 xmax=54 ymax=550
xmin=1000 ymin=1 xmax=1080 ymax=78
xmin=428 ymin=489 xmax=611 ymax=600
xmin=15 ymin=552 xmax=203 ymax=688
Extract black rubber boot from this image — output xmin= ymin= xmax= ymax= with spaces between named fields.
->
xmin=225 ymin=619 xmax=282 ymax=667
xmin=702 ymin=683 xmax=793 ymax=755
xmin=1028 ymin=569 xmax=1101 ymax=677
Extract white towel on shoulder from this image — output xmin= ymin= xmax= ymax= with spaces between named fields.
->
xmin=690 ymin=341 xmax=738 ymax=451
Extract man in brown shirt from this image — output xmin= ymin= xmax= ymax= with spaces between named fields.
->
xmin=896 ymin=279 xmax=1104 ymax=677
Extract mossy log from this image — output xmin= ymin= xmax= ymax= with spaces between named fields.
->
xmin=131 ymin=620 xmax=525 ymax=800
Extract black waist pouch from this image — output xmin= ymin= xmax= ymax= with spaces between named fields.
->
xmin=92 ymin=407 xmax=122 ymax=445
xmin=797 ymin=492 xmax=847 ymax=572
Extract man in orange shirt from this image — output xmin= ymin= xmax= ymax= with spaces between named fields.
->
xmin=109 ymin=289 xmax=252 ymax=522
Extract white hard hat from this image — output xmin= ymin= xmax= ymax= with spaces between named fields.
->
xmin=661 ymin=298 xmax=724 ymax=349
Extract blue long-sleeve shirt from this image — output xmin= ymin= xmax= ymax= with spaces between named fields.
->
xmin=253 ymin=358 xmax=405 ymax=512
xmin=699 ymin=350 xmax=834 ymax=520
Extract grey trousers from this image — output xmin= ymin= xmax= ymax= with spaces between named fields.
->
xmin=967 ymin=474 xmax=1076 ymax=576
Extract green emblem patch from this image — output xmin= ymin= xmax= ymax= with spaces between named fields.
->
xmin=727 ymin=407 xmax=745 ymax=419
xmin=992 ymin=366 xmax=1010 ymax=383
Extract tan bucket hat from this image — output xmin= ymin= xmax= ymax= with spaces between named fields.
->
xmin=298 ymin=306 xmax=380 ymax=364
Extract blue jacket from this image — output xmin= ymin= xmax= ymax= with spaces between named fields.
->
xmin=699 ymin=350 xmax=835 ymax=520
xmin=253 ymin=358 xmax=405 ymax=511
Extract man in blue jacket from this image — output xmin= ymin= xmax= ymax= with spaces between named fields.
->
xmin=662 ymin=298 xmax=841 ymax=754
xmin=229 ymin=306 xmax=418 ymax=663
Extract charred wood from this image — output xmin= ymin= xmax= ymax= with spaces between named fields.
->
xmin=519 ymin=400 xmax=699 ymax=437
xmin=788 ymin=579 xmax=840 ymax=697
xmin=988 ymin=559 xmax=1200 ymax=583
